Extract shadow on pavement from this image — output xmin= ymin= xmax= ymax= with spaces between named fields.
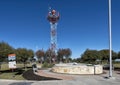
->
xmin=23 ymin=69 xmax=61 ymax=81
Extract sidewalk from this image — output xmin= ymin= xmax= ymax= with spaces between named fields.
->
xmin=0 ymin=70 xmax=120 ymax=85
xmin=36 ymin=69 xmax=74 ymax=80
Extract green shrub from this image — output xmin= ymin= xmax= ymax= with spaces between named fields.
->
xmin=42 ymin=62 xmax=54 ymax=68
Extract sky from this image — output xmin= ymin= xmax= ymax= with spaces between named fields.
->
xmin=0 ymin=0 xmax=120 ymax=59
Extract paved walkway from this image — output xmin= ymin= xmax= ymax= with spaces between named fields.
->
xmin=0 ymin=70 xmax=120 ymax=85
xmin=36 ymin=69 xmax=74 ymax=80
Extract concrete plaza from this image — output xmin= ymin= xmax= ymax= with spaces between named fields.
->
xmin=0 ymin=70 xmax=120 ymax=85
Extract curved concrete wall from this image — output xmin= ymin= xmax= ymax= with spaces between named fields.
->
xmin=51 ymin=64 xmax=103 ymax=74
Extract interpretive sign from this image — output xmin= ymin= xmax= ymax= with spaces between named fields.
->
xmin=8 ymin=54 xmax=16 ymax=69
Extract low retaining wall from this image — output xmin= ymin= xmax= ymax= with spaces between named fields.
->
xmin=51 ymin=64 xmax=103 ymax=74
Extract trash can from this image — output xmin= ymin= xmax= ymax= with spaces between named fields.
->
xmin=32 ymin=64 xmax=37 ymax=72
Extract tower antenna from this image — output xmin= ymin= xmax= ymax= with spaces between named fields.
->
xmin=47 ymin=9 xmax=60 ymax=57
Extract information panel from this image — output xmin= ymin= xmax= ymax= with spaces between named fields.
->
xmin=8 ymin=54 xmax=16 ymax=69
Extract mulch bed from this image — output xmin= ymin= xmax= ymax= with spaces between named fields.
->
xmin=22 ymin=69 xmax=61 ymax=81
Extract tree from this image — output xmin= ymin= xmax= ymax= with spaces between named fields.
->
xmin=0 ymin=41 xmax=15 ymax=70
xmin=118 ymin=52 xmax=120 ymax=59
xmin=112 ymin=51 xmax=117 ymax=60
xmin=57 ymin=48 xmax=72 ymax=63
xmin=99 ymin=49 xmax=117 ymax=63
xmin=99 ymin=49 xmax=109 ymax=62
xmin=15 ymin=48 xmax=34 ymax=68
xmin=80 ymin=49 xmax=118 ymax=64
xmin=57 ymin=49 xmax=64 ymax=63
xmin=0 ymin=41 xmax=15 ymax=62
xmin=72 ymin=58 xmax=81 ymax=63
xmin=64 ymin=48 xmax=72 ymax=63
xmin=45 ymin=49 xmax=55 ymax=64
xmin=27 ymin=49 xmax=34 ymax=62
xmin=36 ymin=49 xmax=45 ymax=64
xmin=81 ymin=49 xmax=99 ymax=64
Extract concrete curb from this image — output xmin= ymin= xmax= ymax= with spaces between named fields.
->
xmin=0 ymin=79 xmax=35 ymax=82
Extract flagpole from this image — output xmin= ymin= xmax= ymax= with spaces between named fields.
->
xmin=108 ymin=0 xmax=112 ymax=77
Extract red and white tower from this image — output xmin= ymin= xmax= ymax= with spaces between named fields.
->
xmin=47 ymin=9 xmax=60 ymax=53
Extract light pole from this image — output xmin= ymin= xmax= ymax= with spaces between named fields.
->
xmin=108 ymin=0 xmax=112 ymax=77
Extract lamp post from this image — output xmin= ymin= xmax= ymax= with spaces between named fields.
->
xmin=108 ymin=0 xmax=112 ymax=77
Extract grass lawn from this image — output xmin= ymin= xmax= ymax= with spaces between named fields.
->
xmin=113 ymin=63 xmax=120 ymax=70
xmin=113 ymin=63 xmax=120 ymax=68
xmin=0 ymin=63 xmax=61 ymax=81
xmin=0 ymin=71 xmax=25 ymax=80
xmin=0 ymin=63 xmax=32 ymax=80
